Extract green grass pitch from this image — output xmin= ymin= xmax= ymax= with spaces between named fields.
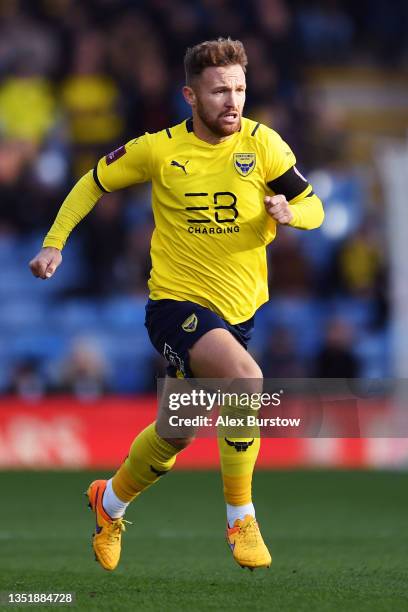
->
xmin=0 ymin=469 xmax=407 ymax=611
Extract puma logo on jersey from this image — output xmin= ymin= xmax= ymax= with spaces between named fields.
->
xmin=171 ymin=160 xmax=189 ymax=174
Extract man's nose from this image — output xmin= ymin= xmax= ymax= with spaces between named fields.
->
xmin=225 ymin=91 xmax=238 ymax=108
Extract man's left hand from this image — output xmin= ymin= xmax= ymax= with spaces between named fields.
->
xmin=264 ymin=194 xmax=293 ymax=225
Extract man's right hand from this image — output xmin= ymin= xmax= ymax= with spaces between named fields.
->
xmin=29 ymin=247 xmax=62 ymax=279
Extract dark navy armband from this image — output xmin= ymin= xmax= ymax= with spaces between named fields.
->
xmin=267 ymin=166 xmax=311 ymax=201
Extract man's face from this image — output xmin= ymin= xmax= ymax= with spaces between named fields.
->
xmin=189 ymin=64 xmax=246 ymax=137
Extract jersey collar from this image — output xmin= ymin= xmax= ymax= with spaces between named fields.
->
xmin=186 ymin=117 xmax=194 ymax=133
xmin=185 ymin=117 xmax=242 ymax=148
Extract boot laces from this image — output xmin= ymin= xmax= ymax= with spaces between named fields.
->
xmin=107 ymin=519 xmax=132 ymax=543
xmin=239 ymin=518 xmax=259 ymax=547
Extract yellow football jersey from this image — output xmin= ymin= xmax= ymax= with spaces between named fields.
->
xmin=95 ymin=117 xmax=305 ymax=324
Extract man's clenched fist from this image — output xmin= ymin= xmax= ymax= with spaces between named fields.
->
xmin=29 ymin=247 xmax=62 ymax=279
xmin=264 ymin=194 xmax=294 ymax=225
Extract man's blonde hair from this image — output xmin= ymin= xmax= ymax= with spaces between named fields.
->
xmin=184 ymin=37 xmax=248 ymax=85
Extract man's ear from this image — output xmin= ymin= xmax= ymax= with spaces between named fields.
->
xmin=182 ymin=85 xmax=196 ymax=108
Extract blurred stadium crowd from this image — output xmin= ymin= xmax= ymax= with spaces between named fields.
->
xmin=1 ymin=0 xmax=406 ymax=398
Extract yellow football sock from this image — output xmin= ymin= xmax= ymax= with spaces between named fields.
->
xmin=217 ymin=404 xmax=260 ymax=506
xmin=112 ymin=422 xmax=180 ymax=502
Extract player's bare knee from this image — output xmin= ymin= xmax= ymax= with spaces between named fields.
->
xmin=236 ymin=360 xmax=263 ymax=380
xmin=163 ymin=436 xmax=195 ymax=449
xmin=231 ymin=360 xmax=263 ymax=394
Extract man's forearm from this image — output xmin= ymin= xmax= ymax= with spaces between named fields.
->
xmin=288 ymin=193 xmax=324 ymax=230
xmin=43 ymin=170 xmax=104 ymax=250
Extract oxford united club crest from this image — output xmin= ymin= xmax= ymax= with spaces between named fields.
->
xmin=233 ymin=153 xmax=256 ymax=177
xmin=182 ymin=313 xmax=198 ymax=332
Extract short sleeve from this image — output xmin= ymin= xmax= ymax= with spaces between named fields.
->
xmin=95 ymin=133 xmax=153 ymax=192
xmin=262 ymin=127 xmax=296 ymax=183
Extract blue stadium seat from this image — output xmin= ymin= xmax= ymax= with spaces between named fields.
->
xmin=100 ymin=296 xmax=147 ymax=330
xmin=354 ymin=329 xmax=391 ymax=378
xmin=90 ymin=329 xmax=155 ymax=392
xmin=329 ymin=296 xmax=375 ymax=330
xmin=51 ymin=299 xmax=102 ymax=330
xmin=0 ymin=300 xmax=47 ymax=329
xmin=254 ymin=297 xmax=327 ymax=358
xmin=5 ymin=331 xmax=67 ymax=361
